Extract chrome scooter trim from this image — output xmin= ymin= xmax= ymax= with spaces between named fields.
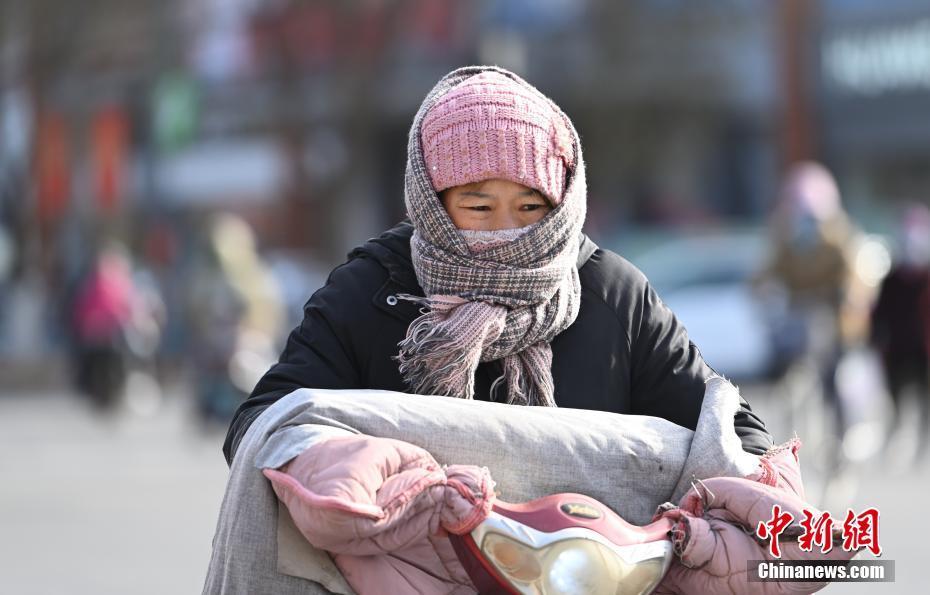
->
xmin=472 ymin=510 xmax=674 ymax=567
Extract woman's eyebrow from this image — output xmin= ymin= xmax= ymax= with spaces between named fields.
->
xmin=460 ymin=191 xmax=493 ymax=198
xmin=520 ymin=189 xmax=545 ymax=199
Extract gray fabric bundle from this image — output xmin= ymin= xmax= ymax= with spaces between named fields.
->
xmin=203 ymin=376 xmax=759 ymax=595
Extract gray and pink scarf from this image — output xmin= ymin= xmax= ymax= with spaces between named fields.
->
xmin=396 ymin=66 xmax=587 ymax=406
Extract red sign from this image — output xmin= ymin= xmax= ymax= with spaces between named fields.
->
xmin=92 ymin=107 xmax=129 ymax=213
xmin=34 ymin=111 xmax=70 ymax=223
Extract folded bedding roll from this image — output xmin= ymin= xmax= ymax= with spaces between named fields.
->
xmin=204 ymin=376 xmax=759 ymax=595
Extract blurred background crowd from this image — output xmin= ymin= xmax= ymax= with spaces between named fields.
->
xmin=3 ymin=0 xmax=930 ymax=592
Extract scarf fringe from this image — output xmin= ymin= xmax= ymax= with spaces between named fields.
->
xmin=395 ymin=301 xmax=506 ymax=400
xmin=499 ymin=347 xmax=556 ymax=407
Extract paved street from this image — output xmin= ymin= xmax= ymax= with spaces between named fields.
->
xmin=0 ymin=388 xmax=229 ymax=595
xmin=742 ymin=384 xmax=925 ymax=594
xmin=0 ymin=384 xmax=924 ymax=593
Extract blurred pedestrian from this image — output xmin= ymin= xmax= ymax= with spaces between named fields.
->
xmin=756 ymin=162 xmax=869 ymax=445
xmin=70 ymin=241 xmax=135 ymax=410
xmin=187 ymin=213 xmax=284 ymax=426
xmin=871 ymin=204 xmax=930 ymax=450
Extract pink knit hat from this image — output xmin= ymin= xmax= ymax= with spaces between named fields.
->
xmin=420 ymin=71 xmax=574 ymax=205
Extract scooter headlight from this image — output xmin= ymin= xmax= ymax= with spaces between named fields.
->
xmin=482 ymin=532 xmax=670 ymax=595
xmin=484 ymin=532 xmax=543 ymax=583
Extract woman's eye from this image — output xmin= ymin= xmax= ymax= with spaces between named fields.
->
xmin=467 ymin=206 xmax=491 ymax=212
xmin=521 ymin=204 xmax=546 ymax=211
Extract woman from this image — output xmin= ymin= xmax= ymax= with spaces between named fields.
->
xmin=222 ymin=65 xmax=772 ymax=465
xmin=757 ymin=162 xmax=867 ymax=450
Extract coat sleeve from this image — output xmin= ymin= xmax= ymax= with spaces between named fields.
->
xmin=222 ymin=257 xmax=386 ymax=465
xmin=630 ymin=278 xmax=774 ymax=455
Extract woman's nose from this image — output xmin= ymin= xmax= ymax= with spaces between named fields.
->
xmin=494 ymin=210 xmax=520 ymax=231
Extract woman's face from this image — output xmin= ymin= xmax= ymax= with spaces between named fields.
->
xmin=440 ymin=179 xmax=553 ymax=231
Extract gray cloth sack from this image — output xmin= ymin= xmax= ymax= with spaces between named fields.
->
xmin=203 ymin=376 xmax=760 ymax=595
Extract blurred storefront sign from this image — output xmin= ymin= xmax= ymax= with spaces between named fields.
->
xmin=34 ymin=111 xmax=70 ymax=224
xmin=92 ymin=107 xmax=129 ymax=214
xmin=823 ymin=19 xmax=930 ymax=97
xmin=155 ymin=139 xmax=284 ymax=206
xmin=819 ymin=4 xmax=930 ymax=143
xmin=818 ymin=2 xmax=930 ymax=203
xmin=153 ymin=73 xmax=199 ymax=153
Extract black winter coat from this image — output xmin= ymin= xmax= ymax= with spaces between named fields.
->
xmin=223 ymin=222 xmax=773 ymax=464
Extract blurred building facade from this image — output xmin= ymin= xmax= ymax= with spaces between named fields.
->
xmin=0 ymin=0 xmax=927 ymax=367
xmin=818 ymin=0 xmax=930 ymax=219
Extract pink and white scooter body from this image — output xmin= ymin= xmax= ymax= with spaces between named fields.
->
xmin=449 ymin=492 xmax=674 ymax=595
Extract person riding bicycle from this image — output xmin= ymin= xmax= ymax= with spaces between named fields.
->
xmin=755 ymin=162 xmax=870 ymax=446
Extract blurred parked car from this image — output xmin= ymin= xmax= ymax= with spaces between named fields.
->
xmin=622 ymin=227 xmax=892 ymax=382
xmin=624 ymin=228 xmax=774 ymax=381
